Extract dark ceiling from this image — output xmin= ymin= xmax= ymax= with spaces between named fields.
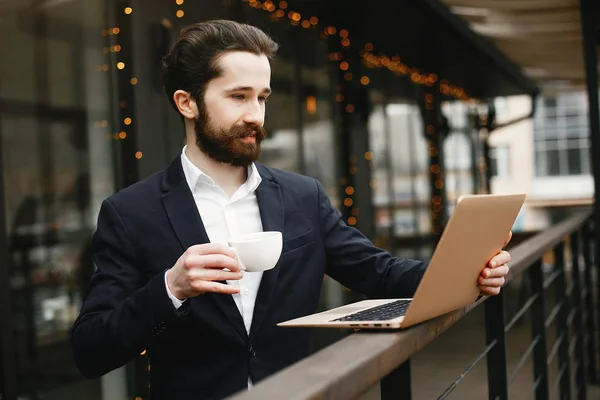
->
xmin=247 ymin=0 xmax=540 ymax=101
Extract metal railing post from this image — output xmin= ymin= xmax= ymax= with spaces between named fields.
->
xmin=528 ymin=260 xmax=549 ymax=400
xmin=583 ymin=223 xmax=598 ymax=383
xmin=485 ymin=290 xmax=508 ymax=400
xmin=571 ymin=232 xmax=587 ymax=400
xmin=380 ymin=360 xmax=411 ymax=399
xmin=553 ymin=242 xmax=572 ymax=399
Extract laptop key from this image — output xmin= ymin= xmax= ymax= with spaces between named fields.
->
xmin=331 ymin=299 xmax=412 ymax=322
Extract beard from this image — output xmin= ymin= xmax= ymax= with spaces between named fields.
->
xmin=194 ymin=104 xmax=266 ymax=168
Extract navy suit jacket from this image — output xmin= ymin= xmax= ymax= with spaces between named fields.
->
xmin=71 ymin=154 xmax=428 ymax=399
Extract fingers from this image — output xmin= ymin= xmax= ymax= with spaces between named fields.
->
xmin=481 ymin=264 xmax=509 ymax=279
xmin=188 ymin=266 xmax=243 ymax=282
xmin=479 ymin=285 xmax=501 ymax=296
xmin=489 ymin=250 xmax=511 ymax=268
xmin=192 ymin=281 xmax=240 ymax=295
xmin=187 ymin=243 xmax=237 ymax=259
xmin=478 ymin=276 xmax=505 ymax=287
xmin=184 ymin=253 xmax=241 ymax=272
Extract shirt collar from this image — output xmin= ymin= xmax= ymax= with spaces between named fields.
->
xmin=180 ymin=145 xmax=262 ymax=194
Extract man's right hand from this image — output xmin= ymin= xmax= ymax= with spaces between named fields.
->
xmin=166 ymin=243 xmax=242 ymax=300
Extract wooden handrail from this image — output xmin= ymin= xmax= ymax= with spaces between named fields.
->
xmin=227 ymin=210 xmax=593 ymax=400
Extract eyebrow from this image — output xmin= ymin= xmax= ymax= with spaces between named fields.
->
xmin=225 ymin=86 xmax=272 ymax=95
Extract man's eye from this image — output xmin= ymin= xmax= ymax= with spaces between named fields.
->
xmin=232 ymin=94 xmax=245 ymax=100
xmin=258 ymin=96 xmax=268 ymax=103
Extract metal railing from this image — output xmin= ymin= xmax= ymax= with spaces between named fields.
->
xmin=228 ymin=210 xmax=598 ymax=400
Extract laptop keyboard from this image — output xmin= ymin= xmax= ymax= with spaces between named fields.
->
xmin=331 ymin=299 xmax=412 ymax=322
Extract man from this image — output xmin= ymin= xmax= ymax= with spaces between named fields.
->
xmin=71 ymin=20 xmax=511 ymax=399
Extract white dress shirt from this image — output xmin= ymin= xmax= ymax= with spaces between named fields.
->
xmin=164 ymin=146 xmax=265 ymax=338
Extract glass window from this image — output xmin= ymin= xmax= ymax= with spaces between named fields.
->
xmin=535 ymin=150 xmax=548 ymax=176
xmin=260 ymin=90 xmax=300 ymax=172
xmin=369 ymin=104 xmax=390 ymax=203
xmin=567 ymin=148 xmax=583 ymax=175
xmin=534 ymin=91 xmax=590 ymax=177
xmin=300 ymin=52 xmax=338 ymax=207
xmin=544 ymin=97 xmax=557 ymax=109
xmin=546 ymin=149 xmax=561 ymax=176
xmin=444 ymin=133 xmax=471 ymax=172
xmin=1 ymin=1 xmax=117 ymax=398
xmin=490 ymin=146 xmax=510 ymax=178
xmin=581 ymin=147 xmax=591 ymax=175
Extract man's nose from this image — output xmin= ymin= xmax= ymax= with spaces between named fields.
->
xmin=242 ymin=103 xmax=264 ymax=126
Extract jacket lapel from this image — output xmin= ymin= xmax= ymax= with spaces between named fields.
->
xmin=160 ymin=155 xmax=248 ymax=341
xmin=249 ymin=165 xmax=285 ymax=340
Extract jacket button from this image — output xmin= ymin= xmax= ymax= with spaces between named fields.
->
xmin=248 ymin=346 xmax=256 ymax=358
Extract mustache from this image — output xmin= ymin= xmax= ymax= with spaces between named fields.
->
xmin=229 ymin=124 xmax=267 ymax=140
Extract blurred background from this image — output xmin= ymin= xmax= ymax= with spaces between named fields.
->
xmin=0 ymin=0 xmax=598 ymax=399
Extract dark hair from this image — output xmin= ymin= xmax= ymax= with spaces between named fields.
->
xmin=161 ymin=20 xmax=279 ymax=112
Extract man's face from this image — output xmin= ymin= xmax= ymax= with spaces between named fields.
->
xmin=195 ymin=51 xmax=271 ymax=167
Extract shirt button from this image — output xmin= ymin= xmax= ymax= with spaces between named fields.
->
xmin=248 ymin=346 xmax=256 ymax=358
xmin=243 ymin=289 xmax=249 ymax=295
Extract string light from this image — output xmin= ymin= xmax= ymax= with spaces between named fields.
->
xmin=243 ymin=0 xmax=471 ymax=102
xmin=306 ymin=95 xmax=316 ymax=114
xmin=135 ymin=151 xmax=143 ymax=159
xmin=124 ymin=7 xmax=132 ymax=14
xmin=176 ymin=0 xmax=185 ymax=18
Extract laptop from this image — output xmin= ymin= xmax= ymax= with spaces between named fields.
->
xmin=277 ymin=193 xmax=526 ymax=330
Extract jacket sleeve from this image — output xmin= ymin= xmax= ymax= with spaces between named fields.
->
xmin=316 ymin=180 xmax=428 ymax=298
xmin=70 ymin=198 xmax=188 ymax=378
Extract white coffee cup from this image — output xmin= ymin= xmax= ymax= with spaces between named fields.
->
xmin=228 ymin=231 xmax=283 ymax=272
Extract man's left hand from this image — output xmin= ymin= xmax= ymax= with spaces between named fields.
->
xmin=478 ymin=231 xmax=512 ymax=296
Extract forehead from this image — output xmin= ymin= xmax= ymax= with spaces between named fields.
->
xmin=212 ymin=51 xmax=271 ymax=90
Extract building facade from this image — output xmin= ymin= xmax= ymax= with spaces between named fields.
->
xmin=489 ymin=93 xmax=593 ymax=231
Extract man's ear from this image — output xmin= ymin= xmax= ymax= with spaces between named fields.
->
xmin=173 ymin=90 xmax=198 ymax=119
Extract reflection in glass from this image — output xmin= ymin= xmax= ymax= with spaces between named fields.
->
xmin=301 ymin=64 xmax=338 ymax=206
xmin=260 ymin=91 xmax=300 ymax=173
xmin=1 ymin=1 xmax=114 ymax=398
